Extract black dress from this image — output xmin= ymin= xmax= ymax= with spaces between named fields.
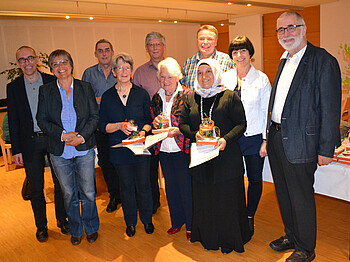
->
xmin=179 ymin=90 xmax=251 ymax=253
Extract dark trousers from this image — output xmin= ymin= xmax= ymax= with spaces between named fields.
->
xmin=267 ymin=125 xmax=317 ymax=253
xmin=159 ymin=151 xmax=192 ymax=231
xmin=150 ymin=153 xmax=160 ymax=206
xmin=95 ymin=130 xmax=120 ymax=200
xmin=243 ymin=153 xmax=264 ymax=217
xmin=24 ymin=136 xmax=67 ymax=229
xmin=115 ymin=158 xmax=153 ymax=226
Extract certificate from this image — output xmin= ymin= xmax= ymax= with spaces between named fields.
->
xmin=189 ymin=142 xmax=219 ymax=168
xmin=144 ymin=133 xmax=168 ymax=149
xmin=111 ymin=143 xmax=151 ymax=155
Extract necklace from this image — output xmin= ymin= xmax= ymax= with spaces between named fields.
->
xmin=200 ymin=94 xmax=218 ymax=123
xmin=122 ymin=94 xmax=126 ymax=99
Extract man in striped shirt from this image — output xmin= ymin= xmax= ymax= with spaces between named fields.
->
xmin=181 ymin=25 xmax=234 ymax=90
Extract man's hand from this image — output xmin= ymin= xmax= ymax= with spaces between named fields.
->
xmin=318 ymin=155 xmax=333 ymax=166
xmin=62 ymin=132 xmax=78 ymax=142
xmin=14 ymin=153 xmax=24 ymax=166
xmin=65 ymin=135 xmax=84 ymax=147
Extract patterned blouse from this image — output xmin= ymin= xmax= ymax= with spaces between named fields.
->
xmin=150 ymin=84 xmax=192 ymax=154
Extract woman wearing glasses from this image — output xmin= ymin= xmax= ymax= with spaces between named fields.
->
xmin=98 ymin=53 xmax=154 ymax=237
xmin=37 ymin=49 xmax=100 ymax=245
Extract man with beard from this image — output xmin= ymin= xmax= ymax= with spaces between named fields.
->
xmin=266 ymin=11 xmax=341 ymax=262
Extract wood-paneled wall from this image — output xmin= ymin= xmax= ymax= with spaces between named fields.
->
xmin=263 ymin=6 xmax=320 ymax=83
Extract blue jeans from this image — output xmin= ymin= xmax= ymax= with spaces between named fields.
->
xmin=50 ymin=148 xmax=99 ymax=237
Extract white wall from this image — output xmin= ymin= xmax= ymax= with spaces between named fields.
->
xmin=0 ymin=19 xmax=198 ymax=99
xmin=229 ymin=14 xmax=263 ymax=71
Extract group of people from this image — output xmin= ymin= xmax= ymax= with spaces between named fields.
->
xmin=6 ymin=11 xmax=341 ymax=262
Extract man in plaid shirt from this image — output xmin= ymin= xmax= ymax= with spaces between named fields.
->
xmin=181 ymin=25 xmax=234 ymax=90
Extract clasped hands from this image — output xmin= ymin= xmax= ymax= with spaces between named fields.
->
xmin=62 ymin=132 xmax=83 ymax=147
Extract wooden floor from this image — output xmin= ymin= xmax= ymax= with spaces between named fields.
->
xmin=0 ymin=161 xmax=349 ymax=262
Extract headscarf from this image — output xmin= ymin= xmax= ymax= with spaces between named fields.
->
xmin=194 ymin=58 xmax=225 ymax=98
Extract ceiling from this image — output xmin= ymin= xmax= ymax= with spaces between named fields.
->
xmin=0 ymin=0 xmax=337 ymax=25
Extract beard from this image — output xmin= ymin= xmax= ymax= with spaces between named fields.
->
xmin=278 ymin=30 xmax=304 ymax=52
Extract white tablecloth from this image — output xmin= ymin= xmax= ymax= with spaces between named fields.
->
xmin=262 ymin=158 xmax=350 ymax=202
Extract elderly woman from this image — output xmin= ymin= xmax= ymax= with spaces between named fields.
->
xmin=150 ymin=57 xmax=192 ymax=240
xmin=36 ymin=49 xmax=99 ymax=246
xmin=222 ymin=36 xmax=271 ymax=236
xmin=179 ymin=59 xmax=251 ymax=254
xmin=98 ymin=52 xmax=154 ymax=237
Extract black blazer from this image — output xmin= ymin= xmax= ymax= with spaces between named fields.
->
xmin=36 ymin=78 xmax=99 ymax=156
xmin=7 ymin=72 xmax=55 ymax=162
xmin=266 ymin=42 xmax=342 ymax=164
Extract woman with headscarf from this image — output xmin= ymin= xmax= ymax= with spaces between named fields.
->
xmin=179 ymin=59 xmax=251 ymax=254
xmin=150 ymin=57 xmax=192 ymax=240
xmin=222 ymin=36 xmax=271 ymax=236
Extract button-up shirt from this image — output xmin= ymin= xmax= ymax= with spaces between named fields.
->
xmin=82 ymin=63 xmax=116 ymax=98
xmin=271 ymin=45 xmax=307 ymax=124
xmin=133 ymin=60 xmax=161 ymax=99
xmin=222 ymin=64 xmax=271 ymax=139
xmin=24 ymin=72 xmax=43 ymax=132
xmin=181 ymin=49 xmax=234 ymax=90
xmin=57 ymin=79 xmax=88 ymax=159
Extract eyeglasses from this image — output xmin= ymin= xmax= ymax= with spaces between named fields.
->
xmin=17 ymin=56 xmax=36 ymax=64
xmin=116 ymin=66 xmax=131 ymax=71
xmin=148 ymin=42 xmax=163 ymax=48
xmin=276 ymin=24 xmax=304 ymax=35
xmin=52 ymin=59 xmax=69 ymax=69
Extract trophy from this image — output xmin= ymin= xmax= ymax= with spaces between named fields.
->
xmin=123 ymin=120 xmax=145 ymax=145
xmin=153 ymin=112 xmax=170 ymax=134
xmin=198 ymin=118 xmax=220 ymax=145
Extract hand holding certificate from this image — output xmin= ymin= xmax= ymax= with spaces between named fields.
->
xmin=189 ymin=143 xmax=219 ymax=168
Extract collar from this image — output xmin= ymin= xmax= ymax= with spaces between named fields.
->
xmin=280 ymin=44 xmax=307 ymax=60
xmin=147 ymin=60 xmax=158 ymax=70
xmin=24 ymin=71 xmax=42 ymax=85
xmin=97 ymin=63 xmax=113 ymax=75
xmin=196 ymin=49 xmax=217 ymax=61
xmin=158 ymin=82 xmax=183 ymax=101
xmin=57 ymin=77 xmax=74 ymax=90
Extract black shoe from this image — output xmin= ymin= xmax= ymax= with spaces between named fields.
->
xmin=144 ymin=223 xmax=154 ymax=234
xmin=36 ymin=226 xmax=48 ymax=242
xmin=71 ymin=236 xmax=82 ymax=245
xmin=270 ymin=235 xmax=295 ymax=252
xmin=152 ymin=202 xmax=160 ymax=214
xmin=57 ymin=219 xmax=70 ymax=235
xmin=248 ymin=217 xmax=254 ymax=237
xmin=106 ymin=198 xmax=121 ymax=213
xmin=221 ymin=248 xmax=233 ymax=255
xmin=87 ymin=232 xmax=98 ymax=243
xmin=286 ymin=250 xmax=315 ymax=262
xmin=126 ymin=226 xmax=136 ymax=237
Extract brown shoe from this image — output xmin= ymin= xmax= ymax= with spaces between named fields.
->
xmin=87 ymin=232 xmax=98 ymax=243
xmin=71 ymin=236 xmax=82 ymax=245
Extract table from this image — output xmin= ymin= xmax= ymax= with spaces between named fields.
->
xmin=261 ymin=158 xmax=350 ymax=202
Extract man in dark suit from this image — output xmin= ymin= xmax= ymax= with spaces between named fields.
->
xmin=266 ymin=12 xmax=341 ymax=262
xmin=7 ymin=46 xmax=69 ymax=242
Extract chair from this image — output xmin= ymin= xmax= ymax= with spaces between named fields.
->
xmin=0 ymin=128 xmax=13 ymax=171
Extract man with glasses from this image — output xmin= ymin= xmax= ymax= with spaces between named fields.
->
xmin=133 ymin=32 xmax=166 ymax=214
xmin=266 ymin=11 xmax=341 ymax=262
xmin=82 ymin=39 xmax=122 ymax=213
xmin=181 ymin=25 xmax=234 ymax=90
xmin=7 ymin=46 xmax=69 ymax=242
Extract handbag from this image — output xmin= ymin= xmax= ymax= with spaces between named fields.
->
xmin=21 ymin=177 xmax=31 ymax=201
